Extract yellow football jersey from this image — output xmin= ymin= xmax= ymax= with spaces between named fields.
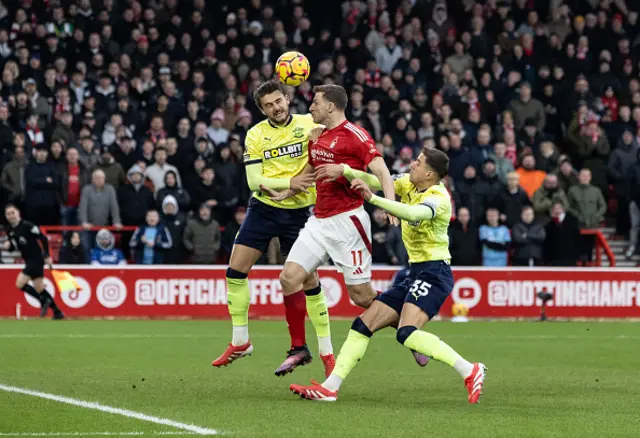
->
xmin=393 ymin=174 xmax=452 ymax=263
xmin=243 ymin=113 xmax=318 ymax=209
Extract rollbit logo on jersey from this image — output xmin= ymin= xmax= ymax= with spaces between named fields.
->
xmin=263 ymin=143 xmax=303 ymax=159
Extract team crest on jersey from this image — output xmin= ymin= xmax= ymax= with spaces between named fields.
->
xmin=292 ymin=126 xmax=305 ymax=138
xmin=329 ymin=138 xmax=338 ymax=148
xmin=19 ymin=237 xmax=27 ymax=245
xmin=407 ymin=220 xmax=421 ymax=227
xmin=264 ymin=143 xmax=303 ymax=159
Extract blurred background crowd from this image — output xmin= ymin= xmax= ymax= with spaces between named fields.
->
xmin=0 ymin=0 xmax=638 ymax=267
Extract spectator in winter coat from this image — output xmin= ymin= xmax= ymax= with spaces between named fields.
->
xmin=568 ymin=169 xmax=607 ymax=262
xmin=479 ymin=207 xmax=511 ymax=267
xmin=495 ymin=172 xmax=532 ymax=228
xmin=449 ymin=207 xmax=481 ymax=266
xmin=532 ymin=174 xmax=569 ymax=224
xmin=112 ymin=136 xmax=137 ymax=174
xmin=155 ymin=170 xmax=190 ymax=212
xmin=476 ymin=158 xmax=504 ymax=209
xmin=130 ymin=210 xmax=173 ymax=264
xmin=91 ymin=229 xmax=126 ymax=265
xmin=508 ymin=82 xmax=546 ymax=132
xmin=371 ymin=208 xmax=391 ymax=264
xmin=607 ymin=129 xmax=637 ymax=237
xmin=535 ymin=141 xmax=560 ymax=174
xmin=544 ymin=201 xmax=581 ymax=266
xmin=118 ymin=165 xmax=155 ymax=226
xmin=0 ymin=145 xmax=26 ymax=208
xmin=59 ymin=147 xmax=90 ymax=226
xmin=161 ymin=195 xmax=187 ymax=264
xmin=375 ymin=34 xmax=402 ymax=74
xmin=511 ymin=206 xmax=546 ymax=266
xmin=59 ymin=232 xmax=87 ymax=264
xmin=94 ymin=145 xmax=126 ymax=189
xmin=79 ymin=169 xmax=122 ymax=229
xmin=489 ymin=142 xmax=514 ymax=184
xmin=568 ymin=169 xmax=607 ymax=229
xmin=191 ymin=166 xmax=219 ymax=215
xmin=516 ymin=154 xmax=547 ymax=197
xmin=183 ymin=204 xmax=221 ymax=264
xmin=456 ymin=164 xmax=486 ymax=222
xmin=51 ymin=111 xmax=76 ymax=148
xmin=207 ymin=109 xmax=229 ymax=146
xmin=145 ymin=147 xmax=181 ymax=194
xmin=25 ymin=144 xmax=60 ymax=225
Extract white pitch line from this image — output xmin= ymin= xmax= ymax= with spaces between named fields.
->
xmin=0 ymin=433 xmax=195 ymax=436
xmin=0 ymin=384 xmax=218 ymax=436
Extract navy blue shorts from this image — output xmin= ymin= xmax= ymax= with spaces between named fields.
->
xmin=377 ymin=261 xmax=453 ymax=319
xmin=234 ymin=198 xmax=312 ymax=255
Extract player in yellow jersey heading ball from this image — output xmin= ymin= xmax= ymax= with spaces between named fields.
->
xmin=213 ymin=80 xmax=336 ymax=377
xmin=290 ymin=147 xmax=487 ymax=403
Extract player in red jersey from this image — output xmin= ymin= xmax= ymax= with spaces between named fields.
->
xmin=261 ymin=85 xmax=398 ymax=375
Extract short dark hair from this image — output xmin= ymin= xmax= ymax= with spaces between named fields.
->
xmin=4 ymin=203 xmax=18 ymax=212
xmin=252 ymin=80 xmax=288 ymax=108
xmin=313 ymin=85 xmax=348 ymax=110
xmin=423 ymin=147 xmax=449 ymax=179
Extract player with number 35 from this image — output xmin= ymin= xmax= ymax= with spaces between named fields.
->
xmin=289 ymin=147 xmax=487 ymax=404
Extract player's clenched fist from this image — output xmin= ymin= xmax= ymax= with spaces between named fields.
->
xmin=315 ymin=164 xmax=344 ymax=182
xmin=350 ymin=179 xmax=373 ymax=200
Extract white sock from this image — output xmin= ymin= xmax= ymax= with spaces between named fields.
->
xmin=318 ymin=336 xmax=333 ymax=356
xmin=232 ymin=325 xmax=249 ymax=346
xmin=453 ymin=358 xmax=474 ymax=378
xmin=322 ymin=374 xmax=343 ymax=392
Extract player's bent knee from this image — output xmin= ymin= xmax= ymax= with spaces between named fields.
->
xmin=396 ymin=326 xmax=417 ymax=345
xmin=351 ymin=317 xmax=373 ymax=338
xmin=226 ymin=268 xmax=248 ymax=280
xmin=279 ymin=269 xmax=303 ymax=295
xmin=351 ymin=292 xmax=375 ymax=309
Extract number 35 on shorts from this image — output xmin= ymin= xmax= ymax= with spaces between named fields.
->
xmin=409 ymin=280 xmax=432 ymax=299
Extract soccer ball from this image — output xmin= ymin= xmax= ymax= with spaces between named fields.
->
xmin=452 ymin=303 xmax=470 ymax=317
xmin=275 ymin=51 xmax=310 ymax=86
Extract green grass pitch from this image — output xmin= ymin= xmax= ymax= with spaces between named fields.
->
xmin=0 ymin=320 xmax=639 ymax=437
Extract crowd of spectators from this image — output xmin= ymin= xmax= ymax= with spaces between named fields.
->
xmin=0 ymin=0 xmax=638 ymax=267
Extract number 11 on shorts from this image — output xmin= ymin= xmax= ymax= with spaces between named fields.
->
xmin=351 ymin=250 xmax=363 ymax=266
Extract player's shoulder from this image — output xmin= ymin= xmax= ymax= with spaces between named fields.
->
xmin=246 ymin=119 xmax=270 ymax=136
xmin=22 ymin=220 xmax=40 ymax=233
xmin=426 ymin=182 xmax=449 ymax=198
xmin=341 ymin=121 xmax=373 ymax=143
xmin=292 ymin=113 xmax=314 ymax=125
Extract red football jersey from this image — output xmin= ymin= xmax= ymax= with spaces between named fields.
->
xmin=309 ymin=120 xmax=381 ymax=218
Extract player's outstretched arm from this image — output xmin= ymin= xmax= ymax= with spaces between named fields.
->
xmin=367 ymin=156 xmax=396 ymax=202
xmin=245 ymin=161 xmax=291 ymax=192
xmin=343 ymin=165 xmax=382 ymax=190
xmin=351 ymin=179 xmax=435 ymax=222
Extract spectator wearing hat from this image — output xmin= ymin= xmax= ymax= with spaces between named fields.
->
xmin=516 ymin=154 xmax=547 ymax=198
xmin=58 ymin=147 xmax=90 ymax=226
xmin=608 ymin=128 xmax=638 ymax=237
xmin=532 ymin=174 xmax=569 ymax=225
xmin=183 ymin=204 xmax=221 ymax=264
xmin=519 ymin=118 xmax=545 ymax=157
xmin=156 ymin=170 xmax=190 ymax=212
xmin=207 ymin=109 xmax=229 ymax=146
xmin=161 ymin=195 xmax=187 ymax=264
xmin=511 ymin=205 xmax=546 ymax=267
xmin=508 ymin=82 xmax=546 ymax=133
xmin=94 ymin=144 xmax=126 ymax=189
xmin=25 ymin=144 xmax=60 ymax=225
xmin=145 ymin=147 xmax=181 ymax=194
xmin=94 ymin=74 xmax=116 ymax=113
